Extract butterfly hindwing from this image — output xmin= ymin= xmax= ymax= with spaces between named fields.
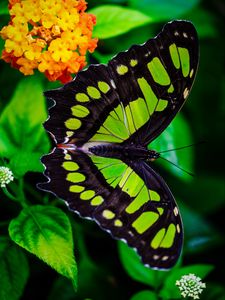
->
xmin=39 ymin=148 xmax=182 ymax=269
xmin=39 ymin=147 xmax=113 ymax=218
xmin=93 ymin=159 xmax=182 ymax=269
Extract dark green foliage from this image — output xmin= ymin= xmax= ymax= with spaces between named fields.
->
xmin=0 ymin=0 xmax=224 ymax=299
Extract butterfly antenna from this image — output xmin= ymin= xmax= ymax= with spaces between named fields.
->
xmin=159 ymin=141 xmax=206 ymax=153
xmin=159 ymin=156 xmax=194 ymax=177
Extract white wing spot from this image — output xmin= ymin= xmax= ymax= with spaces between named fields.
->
xmin=177 ymin=224 xmax=181 ymax=233
xmin=174 ymin=31 xmax=179 ymax=36
xmin=162 ymin=256 xmax=169 ymax=261
xmin=183 ymin=32 xmax=188 ymax=38
xmin=183 ymin=87 xmax=189 ymax=99
xmin=173 ymin=206 xmax=179 ymax=216
xmin=153 ymin=255 xmax=160 ymax=260
xmin=110 ymin=79 xmax=116 ymax=89
xmin=63 ymin=137 xmax=70 ymax=143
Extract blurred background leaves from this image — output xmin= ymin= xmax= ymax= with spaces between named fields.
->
xmin=0 ymin=0 xmax=224 ymax=299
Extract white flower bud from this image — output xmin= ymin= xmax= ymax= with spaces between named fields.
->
xmin=0 ymin=166 xmax=14 ymax=187
xmin=176 ymin=273 xmax=206 ymax=299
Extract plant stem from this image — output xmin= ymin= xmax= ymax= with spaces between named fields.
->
xmin=2 ymin=187 xmax=18 ymax=202
xmin=18 ymin=178 xmax=29 ymax=207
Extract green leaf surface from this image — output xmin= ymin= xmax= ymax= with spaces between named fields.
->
xmin=9 ymin=151 xmax=45 ymax=177
xmin=118 ymin=241 xmax=169 ymax=288
xmin=203 ymin=283 xmax=225 ymax=300
xmin=186 ymin=8 xmax=218 ymax=38
xmin=92 ymin=51 xmax=115 ymax=64
xmin=179 ymin=176 xmax=225 ymax=214
xmin=8 ymin=205 xmax=77 ymax=288
xmin=0 ymin=237 xmax=29 ymax=300
xmin=89 ymin=5 xmax=152 ymax=39
xmin=180 ymin=202 xmax=222 ymax=254
xmin=0 ymin=76 xmax=50 ymax=176
xmin=130 ymin=290 xmax=158 ymax=300
xmin=88 ymin=0 xmax=127 ymax=7
xmin=98 ymin=22 xmax=156 ymax=56
xmin=150 ymin=113 xmax=193 ymax=181
xmin=48 ymin=277 xmax=75 ymax=300
xmin=160 ymin=264 xmax=214 ymax=299
xmin=129 ymin=0 xmax=200 ymax=22
xmin=0 ymin=0 xmax=8 ymax=15
xmin=0 ymin=37 xmax=4 ymax=57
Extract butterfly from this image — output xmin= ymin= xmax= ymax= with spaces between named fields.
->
xmin=38 ymin=20 xmax=199 ymax=270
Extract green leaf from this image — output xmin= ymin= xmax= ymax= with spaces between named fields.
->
xmin=160 ymin=264 xmax=214 ymax=299
xmin=88 ymin=0 xmax=127 ymax=7
xmin=203 ymin=283 xmax=225 ymax=300
xmin=48 ymin=277 xmax=75 ymax=300
xmin=186 ymin=8 xmax=218 ymax=38
xmin=130 ymin=290 xmax=158 ymax=300
xmin=89 ymin=5 xmax=152 ymax=39
xmin=150 ymin=113 xmax=193 ymax=181
xmin=178 ymin=176 xmax=225 ymax=214
xmin=8 ymin=205 xmax=77 ymax=288
xmin=9 ymin=151 xmax=45 ymax=177
xmin=0 ymin=0 xmax=8 ymax=15
xmin=92 ymin=51 xmax=115 ymax=64
xmin=0 ymin=76 xmax=50 ymax=176
xmin=0 ymin=236 xmax=29 ymax=300
xmin=179 ymin=202 xmax=222 ymax=254
xmin=0 ymin=37 xmax=5 ymax=57
xmin=97 ymin=22 xmax=156 ymax=55
xmin=129 ymin=0 xmax=200 ymax=22
xmin=118 ymin=241 xmax=168 ymax=288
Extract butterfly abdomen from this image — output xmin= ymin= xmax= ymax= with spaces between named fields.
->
xmin=88 ymin=143 xmax=124 ymax=159
xmin=88 ymin=143 xmax=159 ymax=161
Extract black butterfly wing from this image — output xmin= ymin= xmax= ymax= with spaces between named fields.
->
xmin=39 ymin=148 xmax=182 ymax=269
xmin=93 ymin=159 xmax=183 ymax=269
xmin=108 ymin=20 xmax=199 ymax=146
xmin=43 ymin=20 xmax=198 ymax=148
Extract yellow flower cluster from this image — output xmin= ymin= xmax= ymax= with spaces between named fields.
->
xmin=0 ymin=0 xmax=98 ymax=83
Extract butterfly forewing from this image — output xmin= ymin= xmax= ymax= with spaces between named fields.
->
xmin=43 ymin=20 xmax=198 ymax=147
xmin=108 ymin=20 xmax=198 ymax=146
xmin=39 ymin=20 xmax=199 ymax=269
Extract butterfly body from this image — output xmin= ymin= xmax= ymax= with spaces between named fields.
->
xmin=87 ymin=142 xmax=159 ymax=161
xmin=39 ymin=20 xmax=199 ymax=269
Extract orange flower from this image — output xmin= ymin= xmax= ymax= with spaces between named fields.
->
xmin=0 ymin=0 xmax=98 ymax=83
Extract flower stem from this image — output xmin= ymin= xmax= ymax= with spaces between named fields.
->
xmin=2 ymin=187 xmax=18 ymax=202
